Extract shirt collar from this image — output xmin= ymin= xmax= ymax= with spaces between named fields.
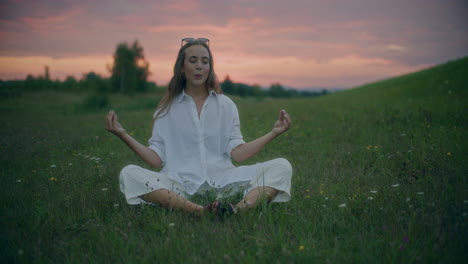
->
xmin=177 ymin=89 xmax=217 ymax=103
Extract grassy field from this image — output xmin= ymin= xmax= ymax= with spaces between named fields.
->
xmin=1 ymin=57 xmax=467 ymax=263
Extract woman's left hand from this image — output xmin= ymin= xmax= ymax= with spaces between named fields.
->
xmin=272 ymin=109 xmax=291 ymax=136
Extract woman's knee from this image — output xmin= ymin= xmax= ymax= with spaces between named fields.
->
xmin=273 ymin=158 xmax=292 ymax=176
xmin=120 ymin=164 xmax=139 ymax=181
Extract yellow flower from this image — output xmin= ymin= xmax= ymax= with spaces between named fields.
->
xmin=374 ymin=145 xmax=378 ymax=149
xmin=306 ymin=195 xmax=311 ymax=199
xmin=367 ymin=145 xmax=372 ymax=150
xmin=49 ymin=177 xmax=57 ymax=181
xmin=298 ymin=245 xmax=305 ymax=251
xmin=447 ymin=152 xmax=451 ymax=156
xmin=130 ymin=132 xmax=134 ymax=136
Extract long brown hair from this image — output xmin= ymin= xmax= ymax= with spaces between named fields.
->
xmin=153 ymin=40 xmax=222 ymax=122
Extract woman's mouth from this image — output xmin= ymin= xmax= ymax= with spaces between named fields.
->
xmin=194 ymin=74 xmax=203 ymax=79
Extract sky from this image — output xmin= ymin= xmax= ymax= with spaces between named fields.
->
xmin=0 ymin=0 xmax=467 ymax=89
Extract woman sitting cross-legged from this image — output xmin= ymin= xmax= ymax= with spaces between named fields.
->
xmin=105 ymin=38 xmax=292 ymax=217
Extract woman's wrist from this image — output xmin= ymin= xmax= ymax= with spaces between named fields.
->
xmin=117 ymin=130 xmax=128 ymax=139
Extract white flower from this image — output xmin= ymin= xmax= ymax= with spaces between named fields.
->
xmin=367 ymin=197 xmax=373 ymax=200
xmin=391 ymin=184 xmax=400 ymax=187
xmin=406 ymin=197 xmax=411 ymax=202
xmin=16 ymin=179 xmax=21 ymax=183
xmin=110 ymin=152 xmax=114 ymax=155
xmin=370 ymin=190 xmax=378 ymax=194
xmin=114 ymin=204 xmax=119 ymax=207
xmin=51 ymin=164 xmax=56 ymax=168
xmin=325 ymin=197 xmax=329 ymax=200
xmin=339 ymin=203 xmax=347 ymax=208
xmin=417 ymin=192 xmax=424 ymax=195
xmin=463 ymin=200 xmax=468 ymax=204
xmin=400 ymin=133 xmax=406 ymax=137
xmin=168 ymin=223 xmax=175 ymax=227
xmin=101 ymin=188 xmax=108 ymax=191
xmin=68 ymin=163 xmax=73 ymax=166
xmin=322 ymin=204 xmax=326 ymax=208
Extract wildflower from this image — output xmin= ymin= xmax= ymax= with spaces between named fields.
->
xmin=400 ymin=133 xmax=406 ymax=137
xmin=370 ymin=190 xmax=378 ymax=194
xmin=339 ymin=203 xmax=347 ymax=208
xmin=110 ymin=152 xmax=114 ymax=155
xmin=306 ymin=195 xmax=311 ymax=199
xmin=68 ymin=163 xmax=73 ymax=166
xmin=16 ymin=179 xmax=21 ymax=183
xmin=49 ymin=177 xmax=57 ymax=181
xmin=130 ymin=132 xmax=134 ymax=136
xmin=114 ymin=204 xmax=119 ymax=207
xmin=322 ymin=204 xmax=326 ymax=207
xmin=168 ymin=223 xmax=175 ymax=227
xmin=51 ymin=164 xmax=56 ymax=168
xmin=374 ymin=145 xmax=378 ymax=149
xmin=367 ymin=197 xmax=373 ymax=200
xmin=366 ymin=145 xmax=372 ymax=150
xmin=447 ymin=152 xmax=451 ymax=156
xmin=325 ymin=197 xmax=329 ymax=200
xmin=417 ymin=192 xmax=424 ymax=195
xmin=403 ymin=235 xmax=409 ymax=243
xmin=391 ymin=184 xmax=400 ymax=187
xmin=464 ymin=200 xmax=468 ymax=204
xmin=101 ymin=188 xmax=108 ymax=191
xmin=406 ymin=198 xmax=410 ymax=202
xmin=298 ymin=245 xmax=305 ymax=251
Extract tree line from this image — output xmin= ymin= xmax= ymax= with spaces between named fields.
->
xmin=0 ymin=40 xmax=329 ymax=98
xmin=221 ymin=75 xmax=329 ymax=98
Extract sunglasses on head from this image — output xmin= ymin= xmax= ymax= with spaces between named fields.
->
xmin=181 ymin=38 xmax=210 ymax=47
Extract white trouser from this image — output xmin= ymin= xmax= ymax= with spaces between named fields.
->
xmin=119 ymin=158 xmax=292 ymax=205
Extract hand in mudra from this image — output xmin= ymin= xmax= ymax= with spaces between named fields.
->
xmin=105 ymin=110 xmax=126 ymax=137
xmin=272 ymin=109 xmax=291 ymax=136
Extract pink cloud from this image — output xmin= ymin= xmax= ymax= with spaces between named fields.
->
xmin=163 ymin=1 xmax=200 ymax=12
xmin=20 ymin=6 xmax=84 ymax=34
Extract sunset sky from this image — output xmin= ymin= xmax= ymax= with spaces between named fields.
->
xmin=1 ymin=0 xmax=467 ymax=89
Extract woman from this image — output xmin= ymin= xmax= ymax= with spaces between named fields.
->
xmin=105 ymin=38 xmax=292 ymax=216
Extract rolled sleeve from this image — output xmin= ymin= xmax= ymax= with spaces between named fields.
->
xmin=148 ymin=123 xmax=166 ymax=164
xmin=226 ymin=102 xmax=245 ymax=157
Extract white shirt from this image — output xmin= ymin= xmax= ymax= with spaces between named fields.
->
xmin=148 ymin=90 xmax=257 ymax=195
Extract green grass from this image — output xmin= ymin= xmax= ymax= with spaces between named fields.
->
xmin=1 ymin=57 xmax=467 ymax=263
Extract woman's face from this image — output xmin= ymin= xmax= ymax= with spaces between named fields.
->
xmin=181 ymin=45 xmax=210 ymax=88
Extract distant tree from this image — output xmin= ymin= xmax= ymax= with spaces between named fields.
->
xmin=63 ymin=76 xmax=78 ymax=91
xmin=110 ymin=40 xmax=150 ymax=94
xmin=269 ymin=82 xmax=287 ymax=97
xmin=221 ymin=75 xmax=235 ymax=94
xmin=44 ymin=65 xmax=50 ymax=81
xmin=251 ymin=84 xmax=264 ymax=98
xmin=82 ymin=71 xmax=110 ymax=93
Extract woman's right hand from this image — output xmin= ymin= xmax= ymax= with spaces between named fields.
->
xmin=105 ymin=110 xmax=127 ymax=137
